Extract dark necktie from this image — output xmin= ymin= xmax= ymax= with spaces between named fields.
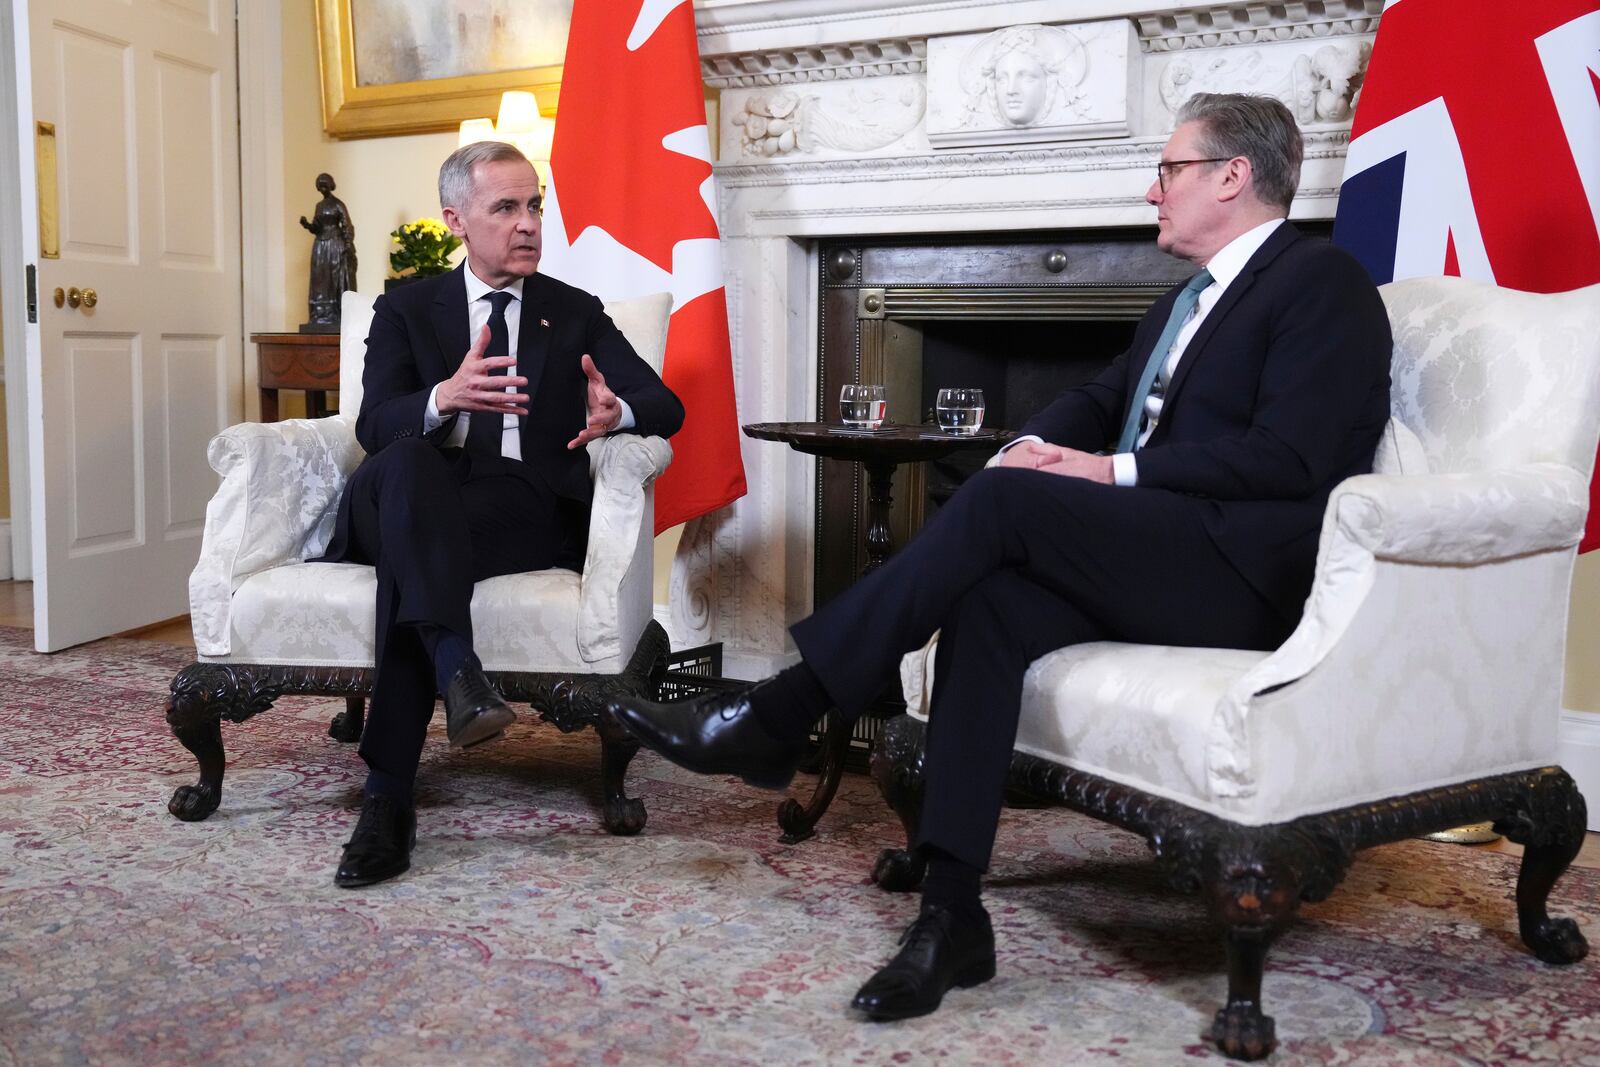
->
xmin=465 ymin=290 xmax=514 ymax=458
xmin=1115 ymin=268 xmax=1213 ymax=453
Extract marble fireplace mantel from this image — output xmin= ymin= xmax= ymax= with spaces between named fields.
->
xmin=670 ymin=0 xmax=1381 ymax=675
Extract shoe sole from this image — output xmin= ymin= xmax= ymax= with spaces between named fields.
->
xmin=853 ymin=958 xmax=997 ymax=1022
xmin=334 ymin=860 xmax=411 ymax=889
xmin=449 ymin=705 xmax=516 ymax=750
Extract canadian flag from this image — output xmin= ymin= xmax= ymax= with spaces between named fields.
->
xmin=541 ymin=0 xmax=747 ymax=532
xmin=1332 ymin=0 xmax=1600 ymax=547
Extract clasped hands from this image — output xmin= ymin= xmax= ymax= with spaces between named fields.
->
xmin=996 ymin=440 xmax=1114 ymax=484
xmin=435 ymin=325 xmax=622 ymax=450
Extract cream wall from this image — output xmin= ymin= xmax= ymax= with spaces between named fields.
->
xmin=279 ymin=2 xmax=458 ymax=327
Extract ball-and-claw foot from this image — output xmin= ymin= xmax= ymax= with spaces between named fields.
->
xmin=872 ymin=848 xmax=927 ymax=892
xmin=328 ymin=710 xmax=363 ymax=743
xmin=168 ymin=783 xmax=221 ymax=822
xmin=1209 ymin=1005 xmax=1277 ymax=1061
xmin=602 ymin=797 xmax=648 ymax=836
xmin=1525 ymin=916 xmax=1589 ymax=965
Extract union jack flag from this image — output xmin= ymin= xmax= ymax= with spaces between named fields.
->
xmin=1333 ymin=0 xmax=1600 ymax=547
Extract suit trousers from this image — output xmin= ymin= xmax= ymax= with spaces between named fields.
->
xmin=337 ymin=438 xmax=565 ymax=782
xmin=790 ymin=467 xmax=1296 ymax=871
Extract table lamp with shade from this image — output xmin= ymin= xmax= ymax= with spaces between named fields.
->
xmin=459 ymin=90 xmax=556 ymax=189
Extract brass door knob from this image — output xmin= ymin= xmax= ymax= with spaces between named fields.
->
xmin=66 ymin=287 xmax=81 ymax=308
xmin=80 ymin=287 xmax=97 ymax=308
xmin=53 ymin=287 xmax=64 ymax=308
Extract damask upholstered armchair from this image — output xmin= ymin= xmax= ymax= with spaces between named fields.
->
xmin=165 ymin=290 xmax=674 ymax=835
xmin=883 ymin=277 xmax=1600 ymax=1059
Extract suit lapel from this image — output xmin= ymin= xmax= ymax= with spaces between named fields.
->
xmin=1162 ymin=222 xmax=1300 ymax=407
xmin=431 ymin=266 xmax=471 ymax=379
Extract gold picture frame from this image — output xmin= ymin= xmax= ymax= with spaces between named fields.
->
xmin=314 ymin=0 xmax=565 ymax=139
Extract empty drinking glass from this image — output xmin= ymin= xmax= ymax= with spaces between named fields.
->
xmin=840 ymin=383 xmax=887 ymax=428
xmin=935 ymin=388 xmax=986 ymax=435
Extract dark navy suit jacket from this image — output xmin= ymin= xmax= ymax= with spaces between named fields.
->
xmin=1018 ymin=223 xmax=1392 ymax=619
xmin=320 ymin=266 xmax=684 ymax=567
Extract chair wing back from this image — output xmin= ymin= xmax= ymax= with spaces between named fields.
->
xmin=602 ymin=292 xmax=672 ymax=374
xmin=1380 ymin=277 xmax=1600 ymax=476
xmin=339 ymin=290 xmax=376 ymax=414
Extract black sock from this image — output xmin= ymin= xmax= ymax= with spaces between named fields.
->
xmin=418 ymin=625 xmax=475 ymax=696
xmin=919 ymin=845 xmax=985 ymax=921
xmin=362 ymin=768 xmax=413 ymax=802
xmin=749 ymin=660 xmax=832 ymax=745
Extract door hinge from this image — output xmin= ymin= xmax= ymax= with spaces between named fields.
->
xmin=25 ymin=263 xmax=37 ymax=323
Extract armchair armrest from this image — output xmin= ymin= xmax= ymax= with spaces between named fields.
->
xmin=1206 ymin=462 xmax=1588 ymax=793
xmin=577 ymin=433 xmax=673 ymax=663
xmin=1325 ymin=463 xmax=1589 ymax=564
xmin=189 ymin=414 xmax=363 ymax=656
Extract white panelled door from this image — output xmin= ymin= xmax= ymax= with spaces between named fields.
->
xmin=22 ymin=0 xmax=240 ymax=651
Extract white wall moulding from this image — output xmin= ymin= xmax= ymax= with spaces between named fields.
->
xmin=926 ymin=21 xmax=1139 ymax=148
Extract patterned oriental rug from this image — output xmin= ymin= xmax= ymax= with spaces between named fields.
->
xmin=2 ymin=628 xmax=1599 ymax=1067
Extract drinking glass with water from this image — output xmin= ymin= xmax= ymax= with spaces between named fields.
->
xmin=935 ymin=388 xmax=986 ymax=435
xmin=840 ymin=384 xmax=887 ymax=428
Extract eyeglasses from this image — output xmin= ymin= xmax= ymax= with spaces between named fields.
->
xmin=1155 ymin=157 xmax=1230 ymax=193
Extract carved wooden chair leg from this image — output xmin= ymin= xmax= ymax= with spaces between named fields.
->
xmin=328 ymin=697 xmax=366 ymax=742
xmin=870 ymin=713 xmax=929 ymax=891
xmin=1208 ymin=926 xmax=1279 ymax=1061
xmin=1500 ymin=769 xmax=1590 ymax=965
xmin=165 ymin=663 xmax=236 ymax=822
xmin=597 ymin=720 xmax=648 ymax=836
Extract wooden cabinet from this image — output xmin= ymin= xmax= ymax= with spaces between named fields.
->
xmin=252 ymin=332 xmax=340 ymax=422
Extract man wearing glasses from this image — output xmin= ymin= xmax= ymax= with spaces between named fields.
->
xmin=611 ymin=93 xmax=1390 ymax=1020
xmin=317 ymin=140 xmax=683 ymax=888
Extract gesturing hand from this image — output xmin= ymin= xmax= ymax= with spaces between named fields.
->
xmin=567 ymin=354 xmax=623 ymax=450
xmin=435 ymin=324 xmax=529 ymax=417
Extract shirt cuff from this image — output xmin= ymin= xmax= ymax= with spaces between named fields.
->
xmin=613 ymin=397 xmax=636 ymax=432
xmin=1111 ymin=452 xmax=1138 ymax=487
xmin=424 ymin=384 xmax=444 ymax=432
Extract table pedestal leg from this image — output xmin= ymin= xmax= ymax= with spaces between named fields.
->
xmin=777 ymin=457 xmax=899 ymax=842
xmin=863 ymin=458 xmax=897 ymax=573
xmin=776 ymin=711 xmax=853 ymax=844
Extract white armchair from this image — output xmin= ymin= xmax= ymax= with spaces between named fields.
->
xmin=882 ymin=277 xmax=1600 ymax=1059
xmin=166 ymin=290 xmax=674 ymax=835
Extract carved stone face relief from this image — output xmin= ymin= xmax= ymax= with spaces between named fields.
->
xmin=992 ymin=48 xmax=1049 ymax=126
xmin=960 ymin=25 xmax=1088 ymax=130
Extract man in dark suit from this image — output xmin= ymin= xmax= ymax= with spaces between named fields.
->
xmin=321 ymin=141 xmax=683 ymax=888
xmin=609 ymin=94 xmax=1391 ymax=1018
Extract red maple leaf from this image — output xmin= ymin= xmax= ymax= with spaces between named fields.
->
xmin=550 ymin=1 xmax=719 ymax=273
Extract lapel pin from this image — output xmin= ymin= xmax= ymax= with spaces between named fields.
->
xmin=540 ymin=318 xmax=550 ymax=328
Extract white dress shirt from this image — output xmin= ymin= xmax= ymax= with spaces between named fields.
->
xmin=422 ymin=266 xmax=634 ymax=459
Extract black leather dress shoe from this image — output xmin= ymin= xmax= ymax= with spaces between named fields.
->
xmin=607 ymin=685 xmax=805 ymax=790
xmin=444 ymin=663 xmax=516 ymax=749
xmin=334 ymin=794 xmax=417 ymax=888
xmin=851 ymin=905 xmax=996 ymax=1021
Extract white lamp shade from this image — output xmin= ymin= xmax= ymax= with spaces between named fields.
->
xmin=458 ymin=117 xmax=497 ymax=147
xmin=496 ymin=90 xmax=542 ymax=133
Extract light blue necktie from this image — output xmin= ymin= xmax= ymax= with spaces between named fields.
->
xmin=1115 ymin=268 xmax=1213 ymax=454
